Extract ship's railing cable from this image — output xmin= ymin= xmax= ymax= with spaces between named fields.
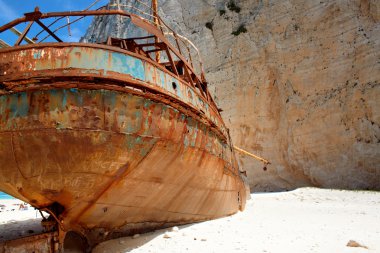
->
xmin=39 ymin=5 xmax=108 ymax=42
xmin=34 ymin=0 xmax=103 ymax=40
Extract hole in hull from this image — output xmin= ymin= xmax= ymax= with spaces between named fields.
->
xmin=64 ymin=231 xmax=88 ymax=253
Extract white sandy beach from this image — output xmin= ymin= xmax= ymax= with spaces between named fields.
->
xmin=0 ymin=199 xmax=46 ymax=243
xmin=1 ymin=188 xmax=379 ymax=252
xmin=94 ymin=188 xmax=380 ymax=253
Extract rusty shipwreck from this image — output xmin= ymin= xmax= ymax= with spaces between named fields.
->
xmin=0 ymin=2 xmax=248 ymax=251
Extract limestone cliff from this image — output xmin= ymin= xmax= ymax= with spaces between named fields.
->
xmin=84 ymin=0 xmax=380 ymax=191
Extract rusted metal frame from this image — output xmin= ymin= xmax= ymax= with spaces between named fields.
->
xmin=129 ymin=16 xmax=201 ymax=80
xmin=173 ymin=32 xmax=182 ymax=55
xmin=128 ymin=35 xmax=155 ymax=40
xmin=0 ymin=42 xmax=223 ymax=125
xmin=155 ymin=16 xmax=205 ymax=80
xmin=33 ymin=0 xmax=104 ymax=40
xmin=0 ymin=17 xmax=27 ymax=33
xmin=205 ymin=90 xmax=213 ymax=103
xmin=141 ymin=48 xmax=154 ymax=61
xmin=106 ymin=36 xmax=112 ymax=46
xmin=35 ymin=20 xmax=62 ymax=42
xmin=163 ymin=45 xmax=179 ymax=76
xmin=182 ymin=63 xmax=195 ymax=88
xmin=135 ymin=42 xmax=165 ymax=48
xmin=0 ymin=39 xmax=10 ymax=48
xmin=186 ymin=46 xmax=194 ymax=68
xmin=193 ymin=78 xmax=206 ymax=97
xmin=24 ymin=7 xmax=43 ymax=21
xmin=10 ymin=27 xmax=35 ymax=44
xmin=123 ymin=39 xmax=152 ymax=60
xmin=152 ymin=0 xmax=161 ymax=62
xmin=0 ymin=9 xmax=204 ymax=92
xmin=166 ymin=52 xmax=178 ymax=76
xmin=14 ymin=21 xmax=34 ymax=46
xmin=121 ymin=40 xmax=127 ymax=49
xmin=0 ymin=231 xmax=57 ymax=251
xmin=0 ymin=9 xmax=131 ymax=32
xmin=145 ymin=48 xmax=163 ymax=54
xmin=0 ymin=42 xmax=223 ymax=127
xmin=135 ymin=41 xmax=165 ymax=61
xmin=130 ymin=16 xmax=205 ymax=93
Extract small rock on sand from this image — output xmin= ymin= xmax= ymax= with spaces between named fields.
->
xmin=132 ymin=234 xmax=140 ymax=239
xmin=171 ymin=226 xmax=179 ymax=232
xmin=163 ymin=232 xmax=171 ymax=239
xmin=346 ymin=240 xmax=368 ymax=249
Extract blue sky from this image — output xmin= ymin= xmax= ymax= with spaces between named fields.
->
xmin=0 ymin=0 xmax=109 ymax=45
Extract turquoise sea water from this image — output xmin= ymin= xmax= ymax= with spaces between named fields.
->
xmin=0 ymin=192 xmax=15 ymax=199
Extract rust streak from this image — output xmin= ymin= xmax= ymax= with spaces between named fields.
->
xmin=10 ymin=132 xmax=26 ymax=179
xmin=73 ymin=163 xmax=131 ymax=223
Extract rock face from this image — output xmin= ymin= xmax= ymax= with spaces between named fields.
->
xmin=84 ymin=0 xmax=380 ymax=191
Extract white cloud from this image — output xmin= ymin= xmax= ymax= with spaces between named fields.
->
xmin=0 ymin=0 xmax=18 ymax=22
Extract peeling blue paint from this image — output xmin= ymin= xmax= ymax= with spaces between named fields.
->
xmin=8 ymin=92 xmax=29 ymax=118
xmin=62 ymin=89 xmax=67 ymax=108
xmin=33 ymin=50 xmax=42 ymax=59
xmin=109 ymin=52 xmax=145 ymax=81
xmin=26 ymin=46 xmax=227 ymax=135
xmin=0 ymin=87 xmax=227 ymax=161
xmin=158 ymin=70 xmax=166 ymax=88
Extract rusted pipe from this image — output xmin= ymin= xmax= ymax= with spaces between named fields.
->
xmin=233 ymin=146 xmax=270 ymax=165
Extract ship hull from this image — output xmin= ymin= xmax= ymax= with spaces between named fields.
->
xmin=0 ymin=44 xmax=247 ymax=247
xmin=0 ymin=88 xmax=245 ymax=243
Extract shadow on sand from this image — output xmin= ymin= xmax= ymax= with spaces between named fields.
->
xmin=93 ymin=224 xmax=194 ymax=253
xmin=0 ymin=216 xmax=44 ymax=242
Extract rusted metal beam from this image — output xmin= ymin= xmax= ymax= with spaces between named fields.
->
xmin=152 ymin=0 xmax=161 ymax=62
xmin=0 ymin=39 xmax=10 ymax=48
xmin=186 ymin=46 xmax=194 ymax=68
xmin=183 ymin=63 xmax=195 ymax=87
xmin=233 ymin=146 xmax=271 ymax=165
xmin=173 ymin=32 xmax=183 ymax=55
xmin=136 ymin=42 xmax=165 ymax=48
xmin=106 ymin=36 xmax=112 ymax=46
xmin=164 ymin=45 xmax=179 ymax=76
xmin=14 ymin=21 xmax=34 ymax=46
xmin=0 ymin=9 xmax=131 ymax=32
xmin=10 ymin=27 xmax=35 ymax=44
xmin=24 ymin=7 xmax=42 ymax=21
xmin=35 ymin=20 xmax=62 ymax=42
xmin=127 ymin=35 xmax=155 ymax=40
xmin=145 ymin=48 xmax=163 ymax=54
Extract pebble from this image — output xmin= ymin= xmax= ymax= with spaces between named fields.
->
xmin=346 ymin=240 xmax=368 ymax=249
xmin=163 ymin=232 xmax=172 ymax=239
xmin=132 ymin=234 xmax=140 ymax=239
xmin=171 ymin=226 xmax=179 ymax=232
